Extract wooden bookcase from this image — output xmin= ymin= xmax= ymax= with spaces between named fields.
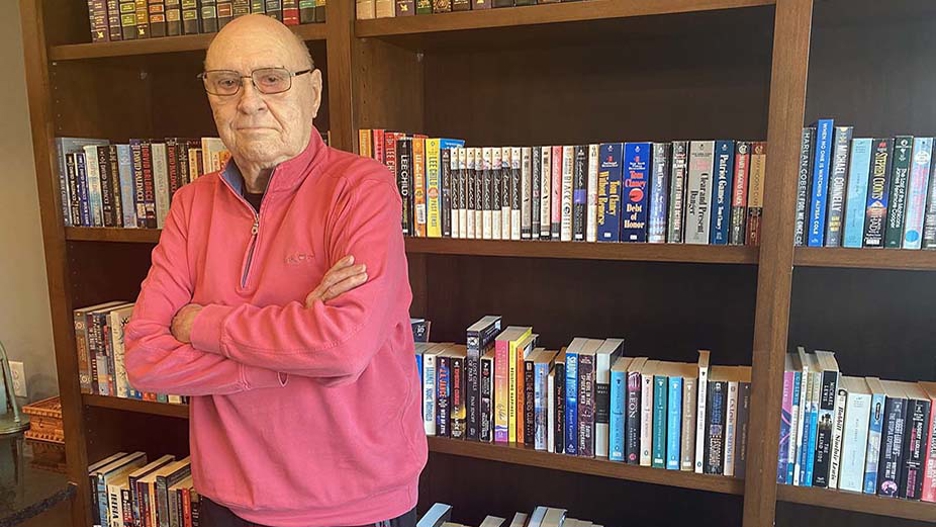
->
xmin=17 ymin=0 xmax=936 ymax=526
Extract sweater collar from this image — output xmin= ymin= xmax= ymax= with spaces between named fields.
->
xmin=221 ymin=129 xmax=327 ymax=196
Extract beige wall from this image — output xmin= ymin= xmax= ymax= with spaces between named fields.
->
xmin=0 ymin=0 xmax=58 ymax=402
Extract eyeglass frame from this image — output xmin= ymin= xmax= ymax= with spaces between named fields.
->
xmin=197 ymin=67 xmax=315 ymax=96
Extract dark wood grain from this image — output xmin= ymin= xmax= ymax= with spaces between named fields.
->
xmin=777 ymin=486 xmax=936 ymax=523
xmin=83 ymin=394 xmax=189 ymax=419
xmin=795 ymin=247 xmax=936 ymax=271
xmin=324 ymin=0 xmax=354 ymax=151
xmin=742 ymin=1 xmax=813 ymax=527
xmin=49 ymin=24 xmax=326 ymax=61
xmin=65 ymin=227 xmax=161 ymax=243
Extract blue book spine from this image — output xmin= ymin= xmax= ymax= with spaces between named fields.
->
xmin=788 ymin=371 xmax=802 ymax=484
xmin=116 ymin=144 xmax=137 ymax=228
xmin=415 ymin=354 xmax=423 ymax=399
xmin=534 ymin=361 xmax=548 ymax=450
xmin=652 ymin=374 xmax=667 ymax=468
xmin=76 ymin=152 xmax=92 ymax=227
xmin=710 ymin=140 xmax=735 ymax=245
xmin=903 ymin=137 xmax=933 ymax=249
xmin=621 ymin=142 xmax=652 ymax=242
xmin=843 ymin=139 xmax=873 ymax=248
xmin=778 ymin=371 xmax=793 ymax=483
xmin=804 ymin=396 xmax=820 ymax=487
xmin=666 ymin=376 xmax=682 ymax=470
xmin=863 ymin=391 xmax=886 ymax=494
xmin=609 ymin=368 xmax=626 ymax=461
xmin=565 ymin=352 xmax=579 ymax=455
xmin=808 ymin=119 xmax=835 ymax=246
xmin=439 ymin=139 xmax=466 ymax=150
xmin=597 ymin=143 xmax=624 ymax=242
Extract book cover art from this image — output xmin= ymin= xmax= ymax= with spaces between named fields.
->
xmin=843 ymin=139 xmax=873 ymax=248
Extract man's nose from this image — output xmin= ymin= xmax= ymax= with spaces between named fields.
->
xmin=236 ymin=79 xmax=267 ymax=114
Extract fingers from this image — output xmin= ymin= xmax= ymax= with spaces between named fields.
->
xmin=319 ymin=262 xmax=367 ymax=292
xmin=318 ymin=271 xmax=368 ymax=302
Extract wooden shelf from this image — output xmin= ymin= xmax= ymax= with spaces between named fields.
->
xmin=83 ymin=394 xmax=188 ymax=419
xmin=49 ymin=24 xmax=327 ymax=61
xmin=427 ymin=436 xmax=744 ymax=495
xmin=356 ymin=0 xmax=775 ymax=38
xmin=406 ymin=237 xmax=759 ymax=264
xmin=65 ymin=227 xmax=160 ymax=243
xmin=777 ymin=485 xmax=936 ymax=523
xmin=794 ymin=247 xmax=936 ymax=271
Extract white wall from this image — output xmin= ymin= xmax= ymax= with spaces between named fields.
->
xmin=0 ymin=0 xmax=58 ymax=402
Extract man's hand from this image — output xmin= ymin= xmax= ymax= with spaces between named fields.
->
xmin=305 ymin=255 xmax=367 ymax=308
xmin=171 ymin=304 xmax=203 ymax=343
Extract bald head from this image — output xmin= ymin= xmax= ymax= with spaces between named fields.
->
xmin=206 ymin=14 xmax=313 ymax=71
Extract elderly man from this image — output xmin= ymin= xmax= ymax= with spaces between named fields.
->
xmin=124 ymin=14 xmax=426 ymax=527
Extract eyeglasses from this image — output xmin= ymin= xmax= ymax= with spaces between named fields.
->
xmin=198 ymin=67 xmax=313 ymax=96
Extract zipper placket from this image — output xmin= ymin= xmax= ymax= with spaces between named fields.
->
xmin=220 ymin=168 xmax=275 ymax=290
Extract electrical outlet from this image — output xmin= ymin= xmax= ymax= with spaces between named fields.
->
xmin=9 ymin=362 xmax=26 ymax=398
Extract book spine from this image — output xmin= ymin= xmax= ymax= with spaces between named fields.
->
xmin=397 ymin=138 xmax=413 ymax=236
xmin=746 ymin=142 xmax=767 ymax=246
xmin=779 ymin=370 xmax=794 ymax=483
xmin=472 ymin=148 xmax=482 ymax=239
xmin=482 ymin=147 xmax=493 ymax=240
xmin=808 ymin=119 xmax=835 ymax=246
xmin=262 ymin=0 xmax=280 ymax=21
xmin=97 ymin=146 xmax=116 ymax=227
xmin=166 ymin=0 xmax=182 ymax=34
xmin=681 ymin=375 xmax=697 ymax=471
xmin=621 ymin=142 xmax=651 ymax=242
xmin=736 ymin=382 xmax=752 ymax=479
xmin=89 ymin=0 xmax=110 ymax=41
xmin=704 ymin=380 xmax=727 ymax=474
xmin=609 ymin=367 xmax=626 ymax=461
xmin=839 ymin=391 xmax=871 ymax=493
xmin=829 ymin=386 xmax=848 ymax=489
xmin=152 ymin=144 xmax=170 ymax=228
xmin=577 ymin=354 xmax=595 ymax=457
xmin=551 ymin=146 xmax=562 ymax=239
xmin=494 ymin=340 xmax=509 ymax=443
xmin=149 ymin=0 xmax=167 ymax=37
xmin=648 ymin=142 xmax=670 ymax=243
xmin=572 ymin=145 xmax=588 ymax=241
xmin=710 ymin=140 xmax=735 ymax=245
xmin=436 ymin=355 xmax=450 ymax=437
xmin=540 ymin=147 xmax=552 ymax=239
xmin=480 ymin=353 xmax=493 ymax=442
xmin=651 ymin=374 xmax=667 ymax=468
xmin=787 ymin=372 xmax=801 ymax=484
xmin=107 ymin=0 xmax=123 ymax=40
xmin=524 ymin=360 xmax=535 ymax=446
xmin=886 ymin=136 xmax=914 ymax=247
xmin=466 ymin=331 xmax=481 ymax=441
xmin=794 ymin=129 xmax=816 ymax=246
xmin=452 ymin=0 xmax=469 ymax=9
xmin=794 ymin=367 xmax=810 ymax=485
xmin=625 ymin=369 xmax=641 ymax=464
xmin=812 ymin=370 xmax=839 ymax=487
xmin=520 ymin=147 xmax=533 ymax=239
xmin=565 ymin=352 xmax=578 ymax=455
xmin=640 ymin=370 xmax=653 ymax=466
xmin=508 ymin=338 xmax=518 ymax=443
xmin=313 ymin=0 xmax=325 ymax=22
xmin=422 ymin=353 xmax=436 ymax=435
xmin=458 ymin=148 xmax=468 ymax=238
xmin=724 ymin=381 xmax=740 ymax=477
xmin=903 ymin=138 xmax=933 ymax=249
xmin=85 ymin=147 xmax=104 ymax=227
xmin=878 ymin=396 xmax=907 ymax=496
xmin=685 ymin=141 xmax=714 ymax=244
xmin=413 ymin=138 xmax=427 ymax=237
xmin=597 ymin=143 xmax=623 ymax=242
xmin=415 ymin=0 xmax=431 ymax=13
xmin=802 ymin=370 xmax=820 ymax=486
xmin=922 ymin=398 xmax=936 ymax=502
xmin=864 ymin=391 xmax=886 ymax=494
xmin=864 ymin=139 xmax=894 ymax=248
xmin=843 ymin=138 xmax=873 ymax=248
xmin=65 ymin=154 xmax=81 ymax=226
xmin=900 ymin=397 xmax=930 ymax=499
xmin=74 ymin=309 xmax=93 ymax=394
xmin=666 ymin=376 xmax=682 ymax=470
xmin=560 ymin=146 xmax=574 ymax=241
xmin=473 ymin=0 xmax=491 ymax=7
xmin=374 ymin=0 xmax=393 ymax=17
xmin=531 ymin=147 xmax=542 ymax=239
xmin=554 ymin=360 xmax=565 ymax=454
xmin=668 ymin=141 xmax=689 ymax=243
xmin=586 ymin=144 xmax=599 ymax=242
xmin=825 ymin=127 xmax=853 ymax=247
xmin=450 ymin=355 xmax=466 ymax=439
xmin=510 ymin=147 xmax=521 ymax=241
xmin=426 ymin=139 xmax=441 ymax=238
xmin=534 ymin=362 xmax=548 ymax=450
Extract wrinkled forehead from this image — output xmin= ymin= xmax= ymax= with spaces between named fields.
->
xmin=205 ymin=29 xmax=305 ymax=73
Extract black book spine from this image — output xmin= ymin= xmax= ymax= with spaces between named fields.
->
xmin=479 ymin=354 xmax=493 ymax=442
xmin=65 ymin=154 xmax=81 ymax=226
xmin=177 ymin=140 xmax=190 ymax=188
xmin=436 ymin=355 xmax=450 ymax=437
xmin=201 ymin=0 xmax=219 ymax=32
xmin=812 ymin=370 xmax=839 ymax=487
xmin=573 ymin=145 xmax=588 ymax=241
xmin=452 ymin=0 xmax=470 ymax=9
xmin=878 ymin=396 xmax=907 ymax=497
xmin=149 ymin=0 xmax=167 ymax=37
xmin=524 ymin=360 xmax=535 ymax=446
xmin=450 ymin=355 xmax=465 ymax=439
xmin=107 ymin=0 xmax=123 ymax=40
xmin=181 ymin=0 xmax=199 ymax=34
xmin=492 ymin=0 xmax=513 ymax=6
xmin=134 ymin=0 xmax=150 ymax=39
xmin=298 ymin=0 xmax=313 ymax=22
xmin=795 ymin=128 xmax=817 ymax=246
xmin=532 ymin=146 xmax=542 ymax=239
xmin=140 ymin=142 xmax=157 ymax=229
xmin=668 ymin=141 xmax=689 ymax=243
xmin=704 ymin=380 xmax=727 ymax=474
xmin=577 ymin=353 xmax=595 ymax=457
xmin=397 ymin=138 xmax=413 ymax=236
xmin=735 ymin=381 xmax=751 ymax=479
xmin=250 ymin=0 xmax=265 ymax=11
xmin=265 ymin=0 xmax=282 ymax=21
xmin=119 ymin=0 xmax=138 ymax=40
xmin=432 ymin=0 xmax=452 ymax=12
xmin=108 ymin=146 xmax=124 ymax=228
xmin=554 ymin=360 xmax=565 ymax=454
xmin=217 ymin=0 xmax=234 ymax=28
xmin=824 ymin=126 xmax=853 ymax=247
xmin=864 ymin=139 xmax=894 ymax=247
xmin=314 ymin=0 xmax=324 ymax=22
xmin=466 ymin=330 xmax=481 ymax=441
xmin=900 ymin=397 xmax=931 ymax=499
xmin=166 ymin=0 xmax=182 ymax=35
xmin=442 ymin=148 xmax=452 ymax=238
xmin=625 ymin=370 xmax=641 ymax=464
xmin=130 ymin=141 xmax=146 ymax=228
xmin=885 ymin=135 xmax=914 ymax=248
xmin=97 ymin=146 xmax=116 ymax=228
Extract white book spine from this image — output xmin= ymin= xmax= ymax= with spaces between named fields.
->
xmin=511 ymin=146 xmax=522 ymax=241
xmin=561 ymin=146 xmax=575 ymax=241
xmin=110 ymin=307 xmax=132 ymax=398
xmin=466 ymin=148 xmax=476 ymax=239
xmin=828 ymin=386 xmax=848 ymax=489
xmin=640 ymin=371 xmax=654 ymax=466
xmin=839 ymin=390 xmax=871 ymax=492
xmin=521 ymin=147 xmax=532 ymax=239
xmin=107 ymin=482 xmax=122 ymax=527
xmin=793 ymin=361 xmax=810 ymax=485
xmin=451 ymin=148 xmax=460 ymax=239
xmin=151 ymin=143 xmax=170 ymax=229
xmin=586 ymin=144 xmax=599 ymax=242
xmin=423 ymin=354 xmax=437 ymax=435
xmin=474 ymin=148 xmax=483 ymax=239
xmin=458 ymin=148 xmax=468 ymax=239
xmin=547 ymin=370 xmax=555 ymax=454
xmin=723 ymin=380 xmax=739 ymax=476
xmin=540 ymin=147 xmax=552 ymax=237
xmin=685 ymin=141 xmax=714 ymax=244
xmin=84 ymin=146 xmax=104 ymax=227
xmin=492 ymin=147 xmax=502 ymax=240
xmin=695 ymin=365 xmax=709 ymax=473
xmin=482 ymin=147 xmax=493 ymax=240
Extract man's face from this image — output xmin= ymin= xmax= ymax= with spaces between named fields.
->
xmin=204 ymin=18 xmax=323 ymax=169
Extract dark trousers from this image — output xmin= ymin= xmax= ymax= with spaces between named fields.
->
xmin=199 ymin=498 xmax=417 ymax=527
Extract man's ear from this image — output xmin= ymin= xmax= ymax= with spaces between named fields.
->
xmin=309 ymin=69 xmax=323 ymax=119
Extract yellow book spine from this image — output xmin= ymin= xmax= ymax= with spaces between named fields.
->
xmin=426 ymin=139 xmax=442 ymax=238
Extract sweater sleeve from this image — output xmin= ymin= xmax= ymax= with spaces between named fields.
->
xmin=124 ymin=191 xmax=286 ymax=396
xmin=189 ymin=176 xmax=409 ymax=384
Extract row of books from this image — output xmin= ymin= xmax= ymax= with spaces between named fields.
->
xmin=415 ymin=316 xmax=752 ymax=477
xmin=360 ymin=129 xmax=768 ymax=245
xmin=87 ymin=0 xmax=326 ymax=43
xmin=55 ymin=137 xmax=229 ymax=229
xmin=357 ymin=0 xmax=585 ymax=19
xmin=89 ymin=451 xmax=196 ymax=527
xmin=419 ymin=503 xmax=590 ymax=527
xmin=73 ymin=300 xmax=188 ymax=405
xmin=777 ymin=348 xmax=936 ymax=503
xmin=795 ymin=119 xmax=936 ymax=249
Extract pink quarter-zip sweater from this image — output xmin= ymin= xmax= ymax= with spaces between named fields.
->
xmin=124 ymin=131 xmax=427 ymax=527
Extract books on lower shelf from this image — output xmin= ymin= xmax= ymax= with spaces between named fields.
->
xmin=777 ymin=347 xmax=936 ymax=504
xmin=360 ymin=129 xmax=766 ymax=246
xmin=418 ymin=503 xmax=592 ymax=527
xmin=73 ymin=300 xmax=187 ymax=405
xmin=86 ymin=0 xmax=326 ymax=44
xmin=88 ymin=451 xmax=196 ymax=527
xmin=794 ymin=119 xmax=936 ymax=250
xmin=415 ymin=315 xmax=752 ymax=478
xmin=357 ymin=0 xmax=588 ymax=20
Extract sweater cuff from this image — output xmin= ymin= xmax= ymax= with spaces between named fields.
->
xmin=190 ymin=303 xmax=235 ymax=355
xmin=242 ymin=365 xmax=288 ymax=390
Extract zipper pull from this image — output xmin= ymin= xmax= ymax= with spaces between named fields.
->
xmin=251 ymin=220 xmax=259 ymax=235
